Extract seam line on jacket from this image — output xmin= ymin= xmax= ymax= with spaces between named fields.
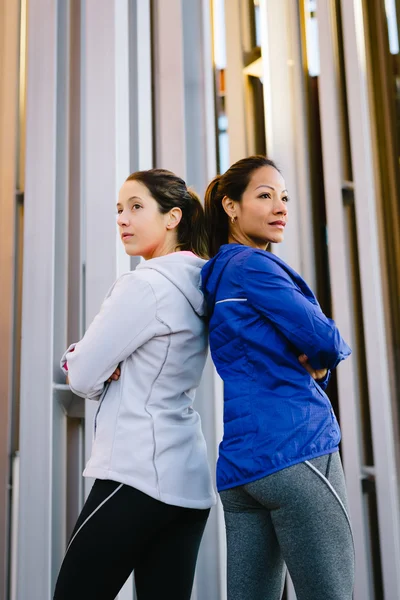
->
xmin=108 ymin=278 xmax=159 ymax=469
xmin=64 ymin=483 xmax=124 ymax=557
xmin=145 ymin=314 xmax=172 ymax=499
xmin=215 ymin=298 xmax=248 ymax=304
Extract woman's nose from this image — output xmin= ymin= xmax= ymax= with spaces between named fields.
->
xmin=274 ymin=199 xmax=288 ymax=215
xmin=117 ymin=211 xmax=129 ymax=227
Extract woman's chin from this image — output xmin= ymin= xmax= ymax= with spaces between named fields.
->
xmin=271 ymin=233 xmax=284 ymax=244
xmin=124 ymin=246 xmax=141 ymax=257
xmin=264 ymin=234 xmax=284 ymax=245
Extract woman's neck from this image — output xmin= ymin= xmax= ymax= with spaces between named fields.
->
xmin=228 ymin=232 xmax=269 ymax=251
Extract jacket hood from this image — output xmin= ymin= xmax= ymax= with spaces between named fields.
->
xmin=136 ymin=252 xmax=207 ymax=316
xmin=201 ymin=244 xmax=246 ymax=315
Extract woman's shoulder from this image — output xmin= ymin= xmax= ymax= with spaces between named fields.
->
xmin=112 ymin=269 xmax=151 ymax=288
xmin=241 ymin=247 xmax=291 ymax=276
xmin=106 ymin=271 xmax=156 ymax=303
xmin=242 ymin=249 xmax=317 ymax=301
xmin=210 ymin=246 xmax=293 ymax=285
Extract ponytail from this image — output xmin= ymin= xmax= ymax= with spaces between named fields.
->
xmin=204 ymin=176 xmax=228 ymax=257
xmin=177 ymin=188 xmax=209 ymax=259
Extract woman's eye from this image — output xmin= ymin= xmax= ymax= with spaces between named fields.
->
xmin=132 ymin=204 xmax=141 ymax=210
xmin=283 ymin=196 xmax=290 ymax=203
xmin=117 ymin=209 xmax=123 ymax=215
xmin=259 ymin=193 xmax=271 ymax=199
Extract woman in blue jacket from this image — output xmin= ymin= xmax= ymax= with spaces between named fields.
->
xmin=202 ymin=156 xmax=354 ymax=600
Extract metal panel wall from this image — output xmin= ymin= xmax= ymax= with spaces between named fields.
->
xmin=0 ymin=1 xmax=20 ymax=597
xmin=340 ymin=1 xmax=400 ymax=596
xmin=11 ymin=1 xmax=400 ymax=599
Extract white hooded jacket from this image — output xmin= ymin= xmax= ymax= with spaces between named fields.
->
xmin=61 ymin=252 xmax=216 ymax=509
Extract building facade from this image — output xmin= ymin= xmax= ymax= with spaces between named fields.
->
xmin=0 ymin=1 xmax=399 ymax=599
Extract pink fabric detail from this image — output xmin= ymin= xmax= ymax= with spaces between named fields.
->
xmin=63 ymin=346 xmax=75 ymax=372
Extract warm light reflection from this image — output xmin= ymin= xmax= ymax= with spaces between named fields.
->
xmin=385 ymin=0 xmax=399 ymax=54
xmin=243 ymin=56 xmax=263 ymax=78
xmin=18 ymin=0 xmax=28 ymax=192
xmin=304 ymin=0 xmax=320 ymax=76
xmin=211 ymin=0 xmax=229 ymax=172
xmin=212 ymin=0 xmax=226 ymax=70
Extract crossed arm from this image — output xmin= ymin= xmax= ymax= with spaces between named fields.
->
xmin=243 ymin=252 xmax=351 ymax=387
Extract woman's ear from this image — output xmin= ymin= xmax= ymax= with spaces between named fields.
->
xmin=166 ymin=207 xmax=183 ymax=230
xmin=222 ymin=196 xmax=237 ymax=221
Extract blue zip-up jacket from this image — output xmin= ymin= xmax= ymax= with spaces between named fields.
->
xmin=201 ymin=244 xmax=352 ymax=491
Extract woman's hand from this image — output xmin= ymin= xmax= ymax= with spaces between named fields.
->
xmin=106 ymin=366 xmax=121 ymax=383
xmin=298 ymin=354 xmax=328 ymax=381
xmin=66 ymin=367 xmax=120 ymax=388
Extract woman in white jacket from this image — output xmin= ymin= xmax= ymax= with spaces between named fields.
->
xmin=53 ymin=169 xmax=216 ymax=600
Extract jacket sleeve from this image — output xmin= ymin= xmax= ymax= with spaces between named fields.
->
xmin=60 ymin=274 xmax=158 ymax=399
xmin=316 ymin=370 xmax=331 ymax=390
xmin=243 ymin=253 xmax=351 ymax=370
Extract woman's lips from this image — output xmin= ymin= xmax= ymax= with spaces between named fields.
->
xmin=269 ymin=221 xmax=286 ymax=229
xmin=121 ymin=233 xmax=134 ymax=240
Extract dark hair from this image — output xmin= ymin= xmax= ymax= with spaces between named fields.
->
xmin=126 ymin=169 xmax=208 ymax=258
xmin=204 ymin=156 xmax=280 ymax=257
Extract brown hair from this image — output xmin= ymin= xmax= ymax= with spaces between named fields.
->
xmin=204 ymin=156 xmax=280 ymax=257
xmin=126 ymin=169 xmax=208 ymax=258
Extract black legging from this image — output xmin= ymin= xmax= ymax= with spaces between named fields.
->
xmin=53 ymin=480 xmax=210 ymax=600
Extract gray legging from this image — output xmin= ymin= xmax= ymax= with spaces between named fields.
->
xmin=220 ymin=452 xmax=355 ymax=600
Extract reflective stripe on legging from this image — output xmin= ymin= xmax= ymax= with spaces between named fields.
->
xmin=304 ymin=459 xmax=354 ymax=545
xmin=64 ymin=483 xmax=124 ymax=556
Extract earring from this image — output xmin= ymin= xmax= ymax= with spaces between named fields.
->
xmin=231 ymin=216 xmax=236 ymax=224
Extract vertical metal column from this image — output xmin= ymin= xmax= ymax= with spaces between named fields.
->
xmin=152 ymin=0 xmax=187 ymax=176
xmin=51 ymin=0 xmax=73 ymax=585
xmin=129 ymin=0 xmax=153 ymax=173
xmin=0 ymin=1 xmax=20 ymax=597
xmin=317 ymin=2 xmax=372 ymax=597
xmin=223 ymin=0 xmax=248 ymax=163
xmin=182 ymin=0 xmax=216 ymax=193
xmin=66 ymin=0 xmax=85 ymax=544
xmin=340 ymin=0 xmax=400 ymax=597
xmin=259 ymin=0 xmax=316 ymax=287
xmin=115 ymin=0 xmax=131 ymax=278
xmin=17 ymin=0 xmax=60 ymax=597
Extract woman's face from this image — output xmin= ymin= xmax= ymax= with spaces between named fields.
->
xmin=227 ymin=166 xmax=289 ymax=249
xmin=117 ymin=180 xmax=180 ymax=260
